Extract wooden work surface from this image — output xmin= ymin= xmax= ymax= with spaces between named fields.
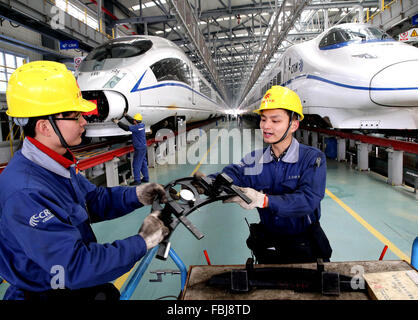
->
xmin=181 ymin=260 xmax=414 ymax=300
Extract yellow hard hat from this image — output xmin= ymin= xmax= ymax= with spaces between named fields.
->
xmin=254 ymin=85 xmax=304 ymax=121
xmin=133 ymin=113 xmax=143 ymax=121
xmin=6 ymin=61 xmax=96 ymax=118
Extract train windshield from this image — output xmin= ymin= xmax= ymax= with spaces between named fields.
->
xmin=319 ymin=25 xmax=392 ymax=49
xmin=80 ymin=39 xmax=153 ymax=71
xmin=343 ymin=25 xmax=392 ymax=41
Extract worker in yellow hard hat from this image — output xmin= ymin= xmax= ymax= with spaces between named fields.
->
xmin=113 ymin=112 xmax=148 ymax=185
xmin=195 ymin=85 xmax=332 ymax=264
xmin=0 ymin=61 xmax=168 ymax=300
xmin=254 ymin=85 xmax=304 ymax=146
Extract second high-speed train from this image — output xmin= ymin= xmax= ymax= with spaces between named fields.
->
xmin=242 ymin=23 xmax=418 ymax=130
xmin=76 ymin=35 xmax=227 ymax=137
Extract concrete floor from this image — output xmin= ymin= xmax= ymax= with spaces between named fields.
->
xmin=0 ymin=119 xmax=416 ymax=300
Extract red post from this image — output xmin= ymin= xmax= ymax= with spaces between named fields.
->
xmin=379 ymin=245 xmax=388 ymax=260
xmin=203 ymin=249 xmax=211 ymax=265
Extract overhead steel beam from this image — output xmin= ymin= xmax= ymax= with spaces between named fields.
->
xmin=0 ymin=34 xmax=73 ymax=61
xmin=174 ymin=31 xmax=319 ymax=47
xmin=168 ymin=0 xmax=229 ymax=102
xmin=200 ymin=0 xmax=378 ymax=19
xmin=113 ymin=1 xmax=378 ymax=28
xmin=238 ymin=0 xmax=310 ymax=105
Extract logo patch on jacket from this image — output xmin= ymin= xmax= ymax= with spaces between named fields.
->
xmin=29 ymin=209 xmax=55 ymax=227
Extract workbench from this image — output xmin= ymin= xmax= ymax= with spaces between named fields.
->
xmin=181 ymin=260 xmax=414 ymax=300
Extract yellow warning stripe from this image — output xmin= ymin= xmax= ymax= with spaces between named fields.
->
xmin=325 ymin=188 xmax=410 ymax=262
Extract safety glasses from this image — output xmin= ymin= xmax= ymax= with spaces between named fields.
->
xmin=53 ymin=112 xmax=84 ymax=122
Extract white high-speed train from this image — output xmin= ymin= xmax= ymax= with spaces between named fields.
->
xmin=242 ymin=23 xmax=418 ymax=130
xmin=76 ymin=35 xmax=227 ymax=137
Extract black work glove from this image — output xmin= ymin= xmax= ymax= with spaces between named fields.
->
xmin=138 ymin=211 xmax=169 ymax=249
xmin=136 ymin=183 xmax=167 ymax=205
xmin=191 ymin=171 xmax=207 ymax=194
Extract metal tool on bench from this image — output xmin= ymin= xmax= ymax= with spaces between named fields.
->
xmin=208 ymin=258 xmax=366 ymax=296
xmin=152 ymin=172 xmax=252 ymax=260
xmin=149 ymin=269 xmax=181 ymax=283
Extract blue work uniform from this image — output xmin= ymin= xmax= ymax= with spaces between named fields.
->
xmin=116 ymin=118 xmax=149 ymax=183
xmin=0 ymin=138 xmax=148 ymax=300
xmin=212 ymin=138 xmax=331 ymax=263
xmin=129 ymin=122 xmax=149 ymax=183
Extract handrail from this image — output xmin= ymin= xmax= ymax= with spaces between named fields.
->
xmin=304 ymin=127 xmax=418 ymax=155
xmin=119 ymin=245 xmax=187 ymax=300
xmin=412 ymin=237 xmax=418 ymax=269
xmin=119 ymin=246 xmax=158 ymax=300
xmin=367 ymin=0 xmax=398 ymax=22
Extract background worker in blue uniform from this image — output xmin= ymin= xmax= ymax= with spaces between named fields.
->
xmin=113 ymin=113 xmax=149 ymax=185
xmin=0 ymin=61 xmax=169 ymax=300
xmin=197 ymin=86 xmax=332 ymax=264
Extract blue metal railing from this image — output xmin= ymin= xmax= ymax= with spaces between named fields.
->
xmin=119 ymin=245 xmax=187 ymax=300
xmin=412 ymin=237 xmax=418 ymax=269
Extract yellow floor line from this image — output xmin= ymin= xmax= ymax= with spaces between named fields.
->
xmin=190 ymin=131 xmax=222 ymax=176
xmin=114 ymin=129 xmax=222 ymax=292
xmin=325 ymin=188 xmax=410 ymax=262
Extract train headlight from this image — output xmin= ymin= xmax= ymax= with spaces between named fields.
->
xmin=103 ymin=73 xmax=126 ymax=88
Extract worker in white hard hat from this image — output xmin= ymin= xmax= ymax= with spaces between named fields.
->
xmin=0 ymin=61 xmax=169 ymax=300
xmin=195 ymin=86 xmax=332 ymax=264
xmin=113 ymin=112 xmax=149 ymax=185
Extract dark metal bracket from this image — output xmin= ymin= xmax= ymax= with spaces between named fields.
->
xmin=152 ymin=173 xmax=251 ymax=260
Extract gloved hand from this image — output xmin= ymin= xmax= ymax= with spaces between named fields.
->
xmin=136 ymin=182 xmax=167 ymax=205
xmin=138 ymin=211 xmax=169 ymax=249
xmin=223 ymin=187 xmax=267 ymax=210
xmin=112 ymin=118 xmax=119 ymax=124
xmin=191 ymin=171 xmax=207 ymax=194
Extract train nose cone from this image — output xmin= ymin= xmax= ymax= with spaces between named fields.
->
xmin=370 ymin=60 xmax=418 ymax=107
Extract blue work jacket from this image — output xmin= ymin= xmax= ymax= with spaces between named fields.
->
xmin=215 ymin=138 xmax=327 ymax=235
xmin=0 ymin=139 xmax=147 ymax=300
xmin=129 ymin=123 xmax=147 ymax=150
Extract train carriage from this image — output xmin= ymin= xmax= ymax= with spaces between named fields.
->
xmin=242 ymin=23 xmax=418 ymax=131
xmin=76 ymin=35 xmax=227 ymax=137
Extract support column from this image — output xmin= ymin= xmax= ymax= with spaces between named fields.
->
xmin=105 ymin=157 xmax=120 ymax=187
xmin=311 ymin=131 xmax=318 ymax=149
xmin=356 ymin=142 xmax=371 ymax=171
xmin=321 ymin=135 xmax=327 ymax=152
xmin=177 ymin=118 xmax=187 ymax=165
xmin=147 ymin=144 xmax=156 ymax=168
xmin=302 ymin=130 xmax=309 ymax=145
xmin=387 ymin=148 xmax=404 ymax=186
xmin=295 ymin=130 xmax=302 ymax=142
xmin=337 ymin=138 xmax=346 ymax=162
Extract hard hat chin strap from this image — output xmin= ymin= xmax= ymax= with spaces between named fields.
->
xmin=271 ymin=111 xmax=294 ymax=145
xmin=48 ymin=116 xmax=70 ymax=150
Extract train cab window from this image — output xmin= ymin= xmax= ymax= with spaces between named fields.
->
xmin=84 ymin=39 xmax=153 ymax=61
xmin=319 ymin=29 xmax=349 ymax=48
xmin=150 ymin=58 xmax=191 ymax=86
xmin=319 ymin=26 xmax=393 ymax=50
